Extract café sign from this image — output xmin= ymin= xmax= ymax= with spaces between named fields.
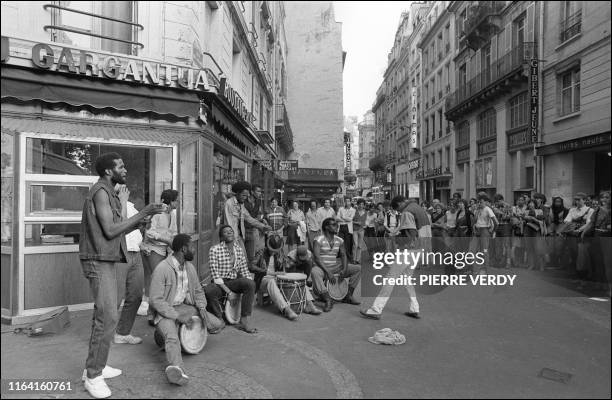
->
xmin=407 ymin=158 xmax=421 ymax=170
xmin=21 ymin=41 xmax=216 ymax=93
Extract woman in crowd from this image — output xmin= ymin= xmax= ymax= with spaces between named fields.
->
xmin=286 ymin=200 xmax=305 ymax=252
xmin=375 ymin=202 xmax=387 ymax=237
xmin=455 ymin=199 xmax=472 ymax=239
xmin=583 ymin=191 xmax=611 ymax=296
xmin=510 ymin=196 xmax=529 ymax=268
xmin=139 ymin=189 xmax=179 ymax=322
xmin=365 ymin=203 xmax=379 ymax=237
xmin=547 ymin=196 xmax=569 ymax=269
xmin=523 ymin=198 xmax=547 ymax=271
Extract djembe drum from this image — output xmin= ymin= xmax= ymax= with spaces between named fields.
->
xmin=326 ymin=274 xmax=349 ymax=301
xmin=276 ymin=272 xmax=307 ymax=314
xmin=224 ymin=292 xmax=242 ymax=325
xmin=153 ymin=315 xmax=208 ymax=354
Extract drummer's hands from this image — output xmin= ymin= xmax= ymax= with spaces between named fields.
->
xmin=177 ymin=315 xmax=193 ymax=327
xmin=328 ymin=274 xmax=337 ymax=285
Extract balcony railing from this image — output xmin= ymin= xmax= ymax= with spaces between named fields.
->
xmin=446 ymin=42 xmax=536 ymax=120
xmin=275 ymin=103 xmax=294 ymax=153
xmin=460 ymin=1 xmax=505 ymax=50
xmin=560 ymin=10 xmax=582 ymax=43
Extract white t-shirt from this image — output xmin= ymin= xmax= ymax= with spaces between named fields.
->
xmin=474 ymin=206 xmax=496 ymax=228
xmin=125 ymin=201 xmax=143 ymax=252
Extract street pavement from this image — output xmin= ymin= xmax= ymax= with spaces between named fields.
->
xmin=1 ymin=268 xmax=610 ymax=399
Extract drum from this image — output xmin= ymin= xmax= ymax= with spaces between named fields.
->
xmin=326 ymin=274 xmax=349 ymax=301
xmin=224 ymin=292 xmax=242 ymax=325
xmin=276 ymin=272 xmax=307 ymax=314
xmin=179 ymin=315 xmax=208 ymax=354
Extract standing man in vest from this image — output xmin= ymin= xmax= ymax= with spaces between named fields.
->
xmin=79 ymin=153 xmax=164 ymax=399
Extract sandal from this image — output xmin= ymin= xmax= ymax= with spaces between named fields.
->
xmin=235 ymin=323 xmax=258 ymax=334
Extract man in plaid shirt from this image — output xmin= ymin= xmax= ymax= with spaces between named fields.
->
xmin=204 ymin=225 xmax=257 ymax=333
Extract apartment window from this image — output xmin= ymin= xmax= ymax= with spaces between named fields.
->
xmin=438 ymin=150 xmax=443 ymax=168
xmin=561 ymin=67 xmax=580 ymax=115
xmin=446 ymin=146 xmax=451 ymax=169
xmin=459 ymin=9 xmax=467 ymax=36
xmin=431 ymin=115 xmax=436 ymax=141
xmin=560 ymin=1 xmax=582 ymax=43
xmin=478 ymin=108 xmax=496 ymax=140
xmin=458 ymin=63 xmax=467 ymax=89
xmin=514 ymin=13 xmax=526 ymax=47
xmin=438 ymin=109 xmax=444 ymax=137
xmin=49 ymin=1 xmax=139 ymax=55
xmin=437 ymin=70 xmax=443 ymax=98
xmin=445 ymin=63 xmax=451 ymax=93
xmin=456 ymin=121 xmax=470 ymax=147
xmin=425 ymin=119 xmax=430 ymax=144
xmin=437 ymin=33 xmax=443 ymax=60
xmin=431 ymin=78 xmax=435 ymax=103
xmin=444 ymin=24 xmax=450 ymax=53
xmin=508 ymin=92 xmax=529 ymax=129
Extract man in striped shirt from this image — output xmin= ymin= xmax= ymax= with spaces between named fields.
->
xmin=312 ymin=218 xmax=361 ymax=312
xmin=266 ymin=198 xmax=287 ymax=237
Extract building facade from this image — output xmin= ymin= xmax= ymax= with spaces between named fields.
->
xmin=357 ymin=110 xmax=375 ymax=194
xmin=417 ymin=1 xmax=455 ymax=204
xmin=538 ymin=1 xmax=611 ymax=204
xmin=284 ymin=1 xmax=344 ymax=201
xmin=445 ymin=0 xmax=539 ymax=203
xmin=0 ymin=1 xmax=295 ymax=322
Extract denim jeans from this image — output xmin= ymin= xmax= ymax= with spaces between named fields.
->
xmin=82 ymin=260 xmax=119 ymax=379
xmin=116 ymin=251 xmax=144 ymax=336
xmin=155 ymin=304 xmax=198 ymax=369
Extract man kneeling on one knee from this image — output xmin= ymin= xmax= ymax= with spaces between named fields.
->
xmin=311 ymin=218 xmax=361 ymax=312
xmin=150 ymin=234 xmax=225 ymax=386
xmin=204 ymin=225 xmax=258 ymax=333
xmin=250 ymin=238 xmax=322 ymax=320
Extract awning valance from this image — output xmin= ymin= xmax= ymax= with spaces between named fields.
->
xmin=1 ymin=65 xmax=200 ymax=118
xmin=1 ymin=115 xmax=200 ymax=145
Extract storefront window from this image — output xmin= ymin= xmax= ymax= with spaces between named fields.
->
xmin=24 ymin=138 xmax=173 ymax=247
xmin=1 ymin=131 xmax=14 ymax=245
xmin=26 ymin=138 xmax=172 ymax=205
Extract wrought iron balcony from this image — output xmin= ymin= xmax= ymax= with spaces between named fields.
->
xmin=275 ymin=103 xmax=294 ymax=153
xmin=446 ymin=42 xmax=536 ymax=122
xmin=460 ymin=1 xmax=505 ymax=51
xmin=560 ymin=10 xmax=582 ymax=43
xmin=416 ymin=166 xmax=453 ymax=180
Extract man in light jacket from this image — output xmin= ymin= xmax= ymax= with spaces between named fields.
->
xmin=149 ymin=234 xmax=225 ymax=386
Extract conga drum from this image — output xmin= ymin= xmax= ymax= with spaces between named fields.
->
xmin=179 ymin=315 xmax=208 ymax=354
xmin=276 ymin=272 xmax=307 ymax=314
xmin=326 ymin=274 xmax=348 ymax=301
xmin=224 ymin=292 xmax=242 ymax=325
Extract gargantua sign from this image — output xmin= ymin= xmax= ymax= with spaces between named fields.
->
xmin=27 ymin=42 xmax=215 ymax=93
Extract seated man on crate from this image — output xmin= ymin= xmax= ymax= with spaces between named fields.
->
xmin=250 ymin=236 xmax=322 ymax=318
xmin=149 ymin=234 xmax=225 ymax=386
xmin=204 ymin=225 xmax=258 ymax=333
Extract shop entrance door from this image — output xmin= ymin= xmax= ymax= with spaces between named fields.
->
xmin=178 ymin=137 xmax=200 ymax=274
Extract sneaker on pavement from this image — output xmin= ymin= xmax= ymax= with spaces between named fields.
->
xmin=114 ymin=333 xmax=143 ymax=344
xmin=304 ymin=301 xmax=322 ymax=315
xmin=82 ymin=366 xmax=122 ymax=382
xmin=359 ymin=308 xmax=382 ymax=320
xmin=165 ymin=365 xmax=189 ymax=385
xmin=83 ymin=375 xmax=111 ymax=399
xmin=137 ymin=301 xmax=149 ymax=316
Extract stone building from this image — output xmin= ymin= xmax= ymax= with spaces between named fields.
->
xmin=538 ymin=1 xmax=611 ymax=203
xmin=445 ymin=0 xmax=540 ymax=203
xmin=357 ymin=110 xmax=375 ymax=194
xmin=0 ymin=0 xmax=295 ymax=321
xmin=284 ymin=1 xmax=345 ymax=184
xmin=417 ymin=1 xmax=456 ymax=204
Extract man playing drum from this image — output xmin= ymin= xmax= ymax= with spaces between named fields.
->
xmin=205 ymin=225 xmax=258 ymax=333
xmin=311 ymin=218 xmax=361 ymax=312
xmin=149 ymin=234 xmax=225 ymax=386
xmin=251 ymin=239 xmax=322 ymax=318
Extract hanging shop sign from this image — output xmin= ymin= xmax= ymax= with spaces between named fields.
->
xmin=259 ymin=160 xmax=299 ymax=171
xmin=407 ymin=158 xmax=421 ymax=171
xmin=529 ymin=59 xmax=539 ymax=144
xmin=219 ymin=77 xmax=256 ymax=126
xmin=288 ymin=168 xmax=338 ymax=181
xmin=408 ymin=183 xmax=420 ymax=198
xmin=410 ymin=86 xmax=418 ymax=149
xmin=345 ymin=141 xmax=352 ymax=170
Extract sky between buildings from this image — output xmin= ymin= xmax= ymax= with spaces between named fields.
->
xmin=334 ymin=1 xmax=410 ymax=121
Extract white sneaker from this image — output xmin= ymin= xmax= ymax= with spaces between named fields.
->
xmin=82 ymin=366 xmax=122 ymax=382
xmin=114 ymin=333 xmax=143 ymax=344
xmin=165 ymin=365 xmax=189 ymax=386
xmin=83 ymin=375 xmax=111 ymax=399
xmin=137 ymin=301 xmax=149 ymax=316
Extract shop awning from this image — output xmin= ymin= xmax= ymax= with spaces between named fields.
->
xmin=209 ymin=101 xmax=260 ymax=145
xmin=1 ymin=66 xmax=200 ymax=118
xmin=1 ymin=115 xmax=199 ymax=145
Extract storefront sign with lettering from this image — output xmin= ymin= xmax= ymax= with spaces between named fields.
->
xmin=407 ymin=158 xmax=421 ymax=170
xmin=529 ymin=59 xmax=539 ymax=143
xmin=410 ymin=86 xmax=418 ymax=149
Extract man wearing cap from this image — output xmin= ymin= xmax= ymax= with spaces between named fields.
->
xmin=250 ymin=239 xmax=322 ymax=317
